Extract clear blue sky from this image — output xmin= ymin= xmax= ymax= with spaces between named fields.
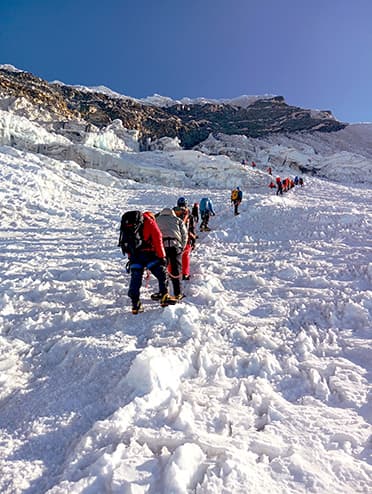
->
xmin=1 ymin=0 xmax=371 ymax=123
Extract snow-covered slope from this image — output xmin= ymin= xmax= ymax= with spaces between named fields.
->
xmin=0 ymin=137 xmax=371 ymax=493
xmin=1 ymin=106 xmax=372 ymax=188
xmin=196 ymin=125 xmax=372 ymax=185
xmin=0 ymin=109 xmax=282 ymax=188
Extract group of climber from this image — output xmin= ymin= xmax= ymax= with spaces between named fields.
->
xmin=120 ymin=162 xmax=304 ymax=313
xmin=119 ymin=196 xmax=216 ymax=314
xmin=269 ymin=175 xmax=304 ymax=195
xmin=241 ymin=159 xmax=257 ymax=169
xmin=242 ymin=158 xmax=305 ymax=196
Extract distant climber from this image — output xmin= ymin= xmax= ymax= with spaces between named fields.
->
xmin=191 ymin=202 xmax=199 ymax=225
xmin=276 ymin=177 xmax=283 ymax=196
xmin=199 ymin=197 xmax=216 ymax=231
xmin=231 ymin=186 xmax=243 ymax=215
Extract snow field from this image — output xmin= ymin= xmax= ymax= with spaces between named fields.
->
xmin=0 ymin=146 xmax=371 ymax=493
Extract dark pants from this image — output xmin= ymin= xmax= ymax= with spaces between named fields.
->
xmin=128 ymin=251 xmax=168 ymax=305
xmin=165 ymin=246 xmax=182 ymax=296
xmin=200 ymin=211 xmax=210 ymax=229
xmin=233 ymin=201 xmax=240 ymax=214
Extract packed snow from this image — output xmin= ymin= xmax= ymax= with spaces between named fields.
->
xmin=0 ymin=101 xmax=371 ymax=494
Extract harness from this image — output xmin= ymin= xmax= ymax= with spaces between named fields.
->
xmin=162 ymin=236 xmax=179 ymax=248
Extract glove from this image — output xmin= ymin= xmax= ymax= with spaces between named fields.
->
xmin=159 ymin=257 xmax=168 ymax=267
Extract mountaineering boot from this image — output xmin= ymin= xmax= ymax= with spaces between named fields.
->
xmin=175 ymin=293 xmax=185 ymax=301
xmin=160 ymin=293 xmax=178 ymax=307
xmin=150 ymin=292 xmax=163 ymax=300
xmin=131 ymin=301 xmax=144 ymax=315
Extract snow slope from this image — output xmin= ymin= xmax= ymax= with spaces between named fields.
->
xmin=196 ymin=125 xmax=372 ymax=185
xmin=0 ymin=138 xmax=371 ymax=493
xmin=1 ymin=102 xmax=372 ymax=187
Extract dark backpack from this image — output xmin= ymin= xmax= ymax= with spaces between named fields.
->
xmin=118 ymin=211 xmax=144 ymax=256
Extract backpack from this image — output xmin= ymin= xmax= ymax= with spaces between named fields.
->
xmin=231 ymin=189 xmax=239 ymax=201
xmin=199 ymin=198 xmax=209 ymax=213
xmin=118 ymin=210 xmax=144 ymax=256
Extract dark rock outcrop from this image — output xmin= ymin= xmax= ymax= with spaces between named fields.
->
xmin=0 ymin=68 xmax=77 ymax=120
xmin=0 ymin=67 xmax=347 ymax=148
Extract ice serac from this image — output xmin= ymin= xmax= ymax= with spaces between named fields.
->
xmin=0 ymin=67 xmax=346 ymax=149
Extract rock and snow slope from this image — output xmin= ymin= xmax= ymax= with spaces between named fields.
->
xmin=0 ymin=138 xmax=371 ymax=493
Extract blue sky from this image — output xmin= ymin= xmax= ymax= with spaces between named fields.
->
xmin=1 ymin=0 xmax=371 ymax=123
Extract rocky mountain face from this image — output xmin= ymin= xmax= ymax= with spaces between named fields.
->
xmin=0 ymin=68 xmax=76 ymax=120
xmin=0 ymin=67 xmax=347 ymax=149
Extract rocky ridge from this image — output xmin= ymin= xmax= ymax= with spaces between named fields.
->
xmin=0 ymin=67 xmax=347 ymax=149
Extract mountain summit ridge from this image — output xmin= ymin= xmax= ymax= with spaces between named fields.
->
xmin=0 ymin=66 xmax=346 ymax=149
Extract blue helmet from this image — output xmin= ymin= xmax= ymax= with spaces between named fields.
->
xmin=177 ymin=197 xmax=188 ymax=207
